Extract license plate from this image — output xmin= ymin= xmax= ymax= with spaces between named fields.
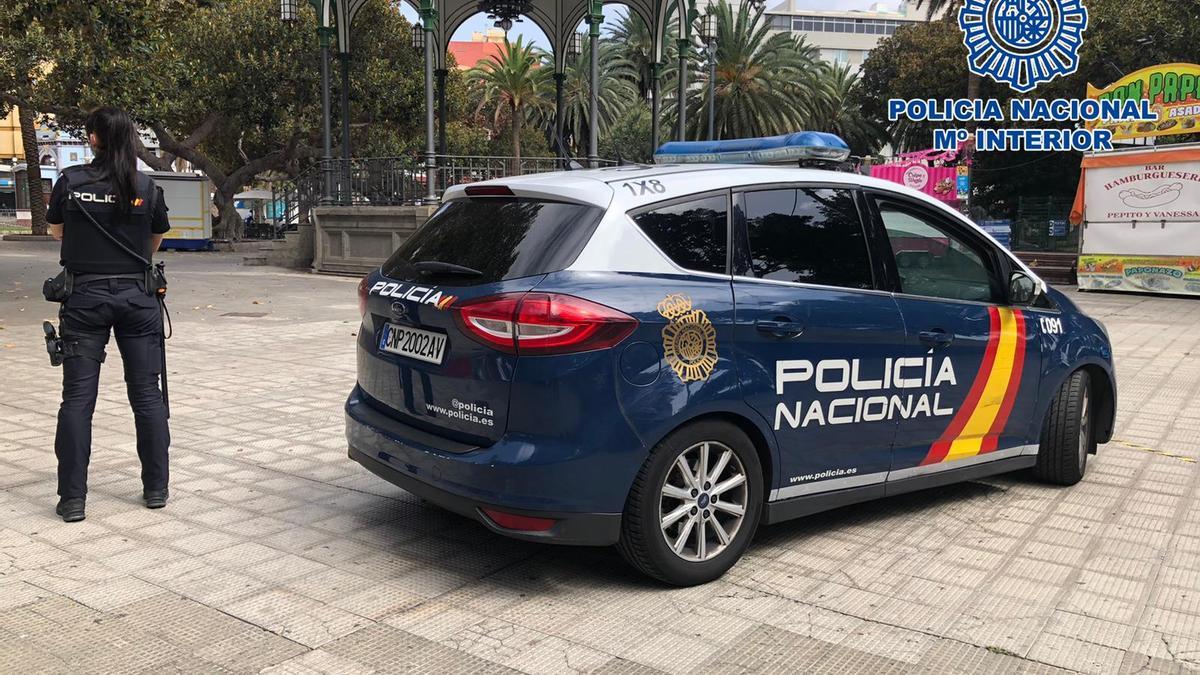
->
xmin=378 ymin=323 xmax=447 ymax=365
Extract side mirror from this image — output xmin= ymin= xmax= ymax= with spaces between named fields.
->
xmin=1009 ymin=272 xmax=1037 ymax=306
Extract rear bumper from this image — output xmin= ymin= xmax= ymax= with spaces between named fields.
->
xmin=345 ymin=390 xmax=622 ymax=546
xmin=348 ymin=445 xmax=619 ymax=546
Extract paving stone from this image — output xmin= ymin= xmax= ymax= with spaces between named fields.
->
xmin=4 ymin=251 xmax=1200 ymax=673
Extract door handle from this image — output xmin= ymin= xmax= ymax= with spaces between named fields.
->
xmin=918 ymin=328 xmax=953 ymax=348
xmin=756 ymin=319 xmax=805 ymax=338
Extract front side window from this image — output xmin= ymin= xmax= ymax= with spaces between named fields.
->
xmin=632 ymin=194 xmax=728 ymax=274
xmin=875 ymin=201 xmax=996 ymax=302
xmin=740 ymin=188 xmax=873 ymax=289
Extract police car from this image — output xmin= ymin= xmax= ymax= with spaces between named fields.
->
xmin=347 ymin=164 xmax=1116 ymax=586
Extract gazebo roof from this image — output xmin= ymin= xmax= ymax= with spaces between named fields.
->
xmin=312 ymin=0 xmax=690 ymax=71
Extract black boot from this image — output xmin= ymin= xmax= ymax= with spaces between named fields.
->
xmin=56 ymin=497 xmax=86 ymax=522
xmin=143 ymin=488 xmax=169 ymax=509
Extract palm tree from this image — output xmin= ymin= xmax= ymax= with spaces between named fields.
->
xmin=468 ymin=36 xmax=550 ymax=167
xmin=807 ymin=63 xmax=890 ymax=155
xmin=665 ymin=0 xmax=824 ymax=140
xmin=606 ymin=11 xmax=671 ymax=100
xmin=554 ymin=40 xmax=639 ymax=156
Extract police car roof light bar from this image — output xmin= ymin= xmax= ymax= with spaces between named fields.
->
xmin=653 ymin=131 xmax=851 ymax=166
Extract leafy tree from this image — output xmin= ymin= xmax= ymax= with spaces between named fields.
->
xmin=1 ymin=0 xmax=433 ymax=238
xmin=0 ymin=1 xmax=209 ymax=236
xmin=0 ymin=13 xmax=52 ymax=234
xmin=444 ymin=121 xmax=492 ymax=156
xmin=468 ymin=36 xmax=550 ymax=166
xmin=0 ymin=1 xmax=172 ymax=234
xmin=858 ymin=19 xmax=967 ymax=152
xmin=600 ymin=100 xmax=654 ymax=163
xmin=665 ymin=0 xmax=824 ymax=140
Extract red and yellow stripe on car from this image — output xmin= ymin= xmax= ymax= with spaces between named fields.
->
xmin=921 ymin=307 xmax=1027 ymax=465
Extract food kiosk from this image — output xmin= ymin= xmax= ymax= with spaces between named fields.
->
xmin=1071 ymin=144 xmax=1200 ymax=294
xmin=150 ymin=171 xmax=213 ymax=251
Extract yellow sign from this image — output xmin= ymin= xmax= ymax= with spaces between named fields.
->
xmin=1086 ymin=63 xmax=1200 ymax=141
xmin=1078 ymin=255 xmax=1200 ymax=295
xmin=657 ymin=294 xmax=718 ymax=383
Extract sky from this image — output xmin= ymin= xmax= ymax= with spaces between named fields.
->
xmin=397 ymin=0 xmax=891 ymax=49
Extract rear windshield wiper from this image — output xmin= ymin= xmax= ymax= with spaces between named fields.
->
xmin=411 ymin=260 xmax=483 ymax=276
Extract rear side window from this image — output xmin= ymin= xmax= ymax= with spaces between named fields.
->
xmin=632 ymin=194 xmax=728 ymax=274
xmin=382 ymin=198 xmax=602 ymax=285
xmin=739 ymin=188 xmax=872 ymax=289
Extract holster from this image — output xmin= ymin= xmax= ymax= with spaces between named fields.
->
xmin=43 ymin=269 xmax=73 ymax=303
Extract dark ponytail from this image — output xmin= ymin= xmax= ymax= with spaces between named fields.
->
xmin=85 ymin=107 xmax=140 ymax=216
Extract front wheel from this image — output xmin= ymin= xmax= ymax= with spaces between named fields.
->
xmin=1034 ymin=370 xmax=1094 ymax=486
xmin=617 ymin=420 xmax=763 ymax=586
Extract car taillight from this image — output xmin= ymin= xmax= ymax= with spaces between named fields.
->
xmin=456 ymin=292 xmax=637 ymax=355
xmin=357 ymin=276 xmax=370 ymax=316
xmin=464 ymin=185 xmax=514 ymax=197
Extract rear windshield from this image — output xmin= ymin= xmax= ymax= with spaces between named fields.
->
xmin=382 ymin=197 xmax=603 ymax=285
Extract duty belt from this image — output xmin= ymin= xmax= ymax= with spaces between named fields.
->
xmin=71 ymin=272 xmax=147 ymax=286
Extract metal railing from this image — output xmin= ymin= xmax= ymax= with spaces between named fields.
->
xmin=267 ymin=154 xmax=618 ymax=231
xmin=1011 ymin=196 xmax=1078 ymax=253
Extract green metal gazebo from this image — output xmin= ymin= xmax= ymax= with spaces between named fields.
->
xmin=282 ymin=0 xmax=701 ymax=201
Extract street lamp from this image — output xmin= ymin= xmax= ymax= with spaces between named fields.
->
xmin=567 ymin=31 xmax=583 ymax=62
xmin=279 ymin=0 xmax=298 ymax=22
xmin=280 ymin=1 xmax=336 ymax=201
xmin=411 ymin=22 xmax=426 ymax=50
xmin=586 ymin=0 xmax=603 ymax=168
xmin=553 ymin=31 xmax=584 ymax=162
xmin=699 ymin=12 xmax=718 ymax=141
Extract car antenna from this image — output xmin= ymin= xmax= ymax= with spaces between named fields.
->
xmin=553 ymin=128 xmax=584 ymax=171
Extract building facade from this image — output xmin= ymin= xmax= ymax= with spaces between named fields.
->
xmin=447 ymin=27 xmax=507 ymax=70
xmin=0 ymin=107 xmax=23 ymax=161
xmin=763 ymin=1 xmax=929 ymax=72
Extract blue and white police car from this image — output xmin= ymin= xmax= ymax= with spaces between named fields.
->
xmin=347 ymin=164 xmax=1116 ymax=585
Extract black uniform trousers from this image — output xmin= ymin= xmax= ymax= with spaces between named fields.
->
xmin=56 ymin=277 xmax=170 ymax=499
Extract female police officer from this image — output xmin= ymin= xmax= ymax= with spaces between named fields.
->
xmin=46 ymin=107 xmax=171 ymax=522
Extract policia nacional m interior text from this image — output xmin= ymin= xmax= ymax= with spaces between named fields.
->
xmin=43 ymin=107 xmax=173 ymax=523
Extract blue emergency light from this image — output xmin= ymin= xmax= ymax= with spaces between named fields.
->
xmin=653 ymin=131 xmax=851 ymax=165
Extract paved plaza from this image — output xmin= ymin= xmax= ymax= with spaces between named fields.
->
xmin=1 ymin=240 xmax=1199 ymax=674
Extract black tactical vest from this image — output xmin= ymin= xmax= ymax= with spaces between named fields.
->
xmin=60 ymin=166 xmax=158 ymax=274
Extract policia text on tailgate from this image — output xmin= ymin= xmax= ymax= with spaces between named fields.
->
xmin=346 ymin=165 xmax=1116 ymax=586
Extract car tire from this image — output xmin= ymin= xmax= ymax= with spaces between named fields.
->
xmin=617 ymin=420 xmax=763 ymax=586
xmin=1034 ymin=369 xmax=1093 ymax=486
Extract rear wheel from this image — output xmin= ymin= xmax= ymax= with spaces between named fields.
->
xmin=617 ymin=420 xmax=763 ymax=586
xmin=1034 ymin=370 xmax=1093 ymax=486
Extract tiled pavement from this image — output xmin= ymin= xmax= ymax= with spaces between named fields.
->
xmin=2 ymin=243 xmax=1200 ymax=674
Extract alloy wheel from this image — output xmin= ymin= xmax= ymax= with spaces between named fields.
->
xmin=658 ymin=441 xmax=748 ymax=562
